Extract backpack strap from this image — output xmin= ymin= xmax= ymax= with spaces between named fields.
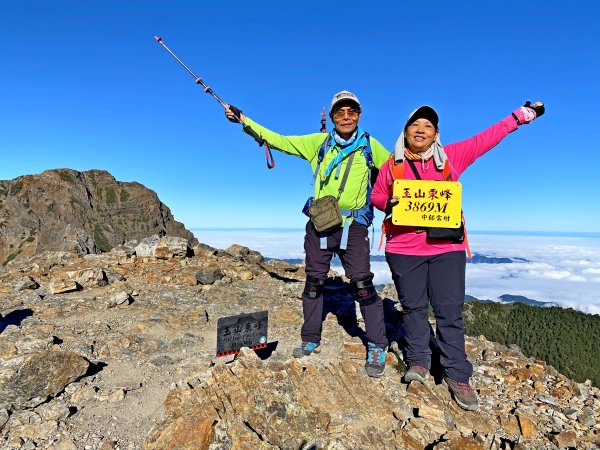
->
xmin=312 ymin=133 xmax=333 ymax=187
xmin=442 ymin=160 xmax=452 ymax=181
xmin=388 ymin=155 xmax=405 ymax=180
xmin=362 ymin=132 xmax=373 ymax=169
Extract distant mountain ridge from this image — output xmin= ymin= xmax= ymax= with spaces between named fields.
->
xmin=0 ymin=168 xmax=197 ymax=264
xmin=270 ymin=253 xmax=530 ymax=265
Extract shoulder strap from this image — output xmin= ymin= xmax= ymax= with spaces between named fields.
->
xmin=388 ymin=155 xmax=405 ymax=180
xmin=312 ymin=133 xmax=333 ymax=187
xmin=406 ymin=160 xmax=421 ymax=179
xmin=442 ymin=160 xmax=452 ymax=181
xmin=362 ymin=132 xmax=373 ymax=168
xmin=337 ymin=152 xmax=356 ymax=198
xmin=317 ymin=133 xmax=332 ymax=164
xmin=405 ymin=159 xmax=453 ymax=181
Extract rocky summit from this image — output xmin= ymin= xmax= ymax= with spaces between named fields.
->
xmin=0 ymin=169 xmax=197 ymax=265
xmin=0 ymin=237 xmax=599 ymax=450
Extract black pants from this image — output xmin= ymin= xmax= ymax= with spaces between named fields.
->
xmin=386 ymin=250 xmax=472 ymax=383
xmin=301 ymin=220 xmax=387 ymax=348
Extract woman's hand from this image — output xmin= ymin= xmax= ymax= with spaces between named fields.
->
xmin=385 ymin=196 xmax=400 ymax=214
xmin=512 ymin=101 xmax=545 ymax=125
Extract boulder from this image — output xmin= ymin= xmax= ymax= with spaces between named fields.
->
xmin=154 ymin=236 xmax=189 ymax=259
xmin=0 ymin=351 xmax=89 ymax=411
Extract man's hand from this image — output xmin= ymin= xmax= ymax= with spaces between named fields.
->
xmin=224 ymin=104 xmax=246 ymax=124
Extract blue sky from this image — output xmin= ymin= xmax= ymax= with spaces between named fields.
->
xmin=2 ymin=1 xmax=599 ymax=232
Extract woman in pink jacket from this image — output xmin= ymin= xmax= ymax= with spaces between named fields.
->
xmin=370 ymin=102 xmax=544 ymax=410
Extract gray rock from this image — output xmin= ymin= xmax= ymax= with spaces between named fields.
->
xmin=0 ymin=351 xmax=89 ymax=411
xmin=0 ymin=408 xmax=8 ymax=428
xmin=11 ymin=410 xmax=42 ymax=425
xmin=154 ymin=236 xmax=189 ymax=259
xmin=535 ymin=393 xmax=558 ymax=406
xmin=66 ymin=268 xmax=107 ymax=288
xmin=110 ymin=239 xmax=138 ymax=258
xmin=107 ymin=290 xmax=130 ymax=308
xmin=103 ymin=268 xmax=126 ymax=284
xmin=192 ymin=243 xmax=217 ymax=257
xmin=246 ymin=250 xmax=264 ymax=264
xmin=195 ymin=266 xmax=224 ymax=285
xmin=135 ymin=235 xmax=160 ymax=257
xmin=225 ymin=244 xmax=250 ymax=259
xmin=578 ymin=409 xmax=596 ymax=427
xmin=63 ymin=224 xmax=97 ymax=255
xmin=564 ymin=407 xmax=579 ymax=420
xmin=48 ymin=279 xmax=80 ymax=295
xmin=13 ymin=276 xmax=39 ymax=291
xmin=37 ymin=400 xmax=71 ymax=421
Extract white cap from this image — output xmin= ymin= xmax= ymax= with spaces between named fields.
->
xmin=329 ymin=90 xmax=361 ymax=115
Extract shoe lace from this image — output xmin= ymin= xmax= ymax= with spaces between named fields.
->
xmin=411 ymin=365 xmax=427 ymax=376
xmin=367 ymin=344 xmax=380 ymax=364
xmin=454 ymin=380 xmax=474 ymax=395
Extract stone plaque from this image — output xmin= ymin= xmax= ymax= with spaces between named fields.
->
xmin=216 ymin=310 xmax=268 ymax=356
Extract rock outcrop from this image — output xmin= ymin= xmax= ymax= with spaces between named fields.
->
xmin=0 ymin=169 xmax=197 ymax=264
xmin=0 ymin=240 xmax=598 ymax=449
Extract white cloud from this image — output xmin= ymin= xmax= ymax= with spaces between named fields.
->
xmin=194 ymin=230 xmax=600 ymax=316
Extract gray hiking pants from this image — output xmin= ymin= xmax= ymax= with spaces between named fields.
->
xmin=301 ymin=220 xmax=387 ymax=348
xmin=386 ymin=250 xmax=473 ymax=383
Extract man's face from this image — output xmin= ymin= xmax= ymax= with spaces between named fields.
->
xmin=332 ymin=101 xmax=361 ymax=137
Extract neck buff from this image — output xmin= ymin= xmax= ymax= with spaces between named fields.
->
xmin=393 ymin=108 xmax=447 ymax=170
xmin=322 ymin=127 xmax=368 ymax=178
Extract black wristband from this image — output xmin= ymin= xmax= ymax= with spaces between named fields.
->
xmin=512 ymin=112 xmax=521 ymax=126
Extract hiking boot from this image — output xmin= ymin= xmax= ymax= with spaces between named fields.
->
xmin=365 ymin=342 xmax=387 ymax=378
xmin=443 ymin=377 xmax=479 ymax=411
xmin=403 ymin=365 xmax=429 ymax=384
xmin=292 ymin=342 xmax=321 ymax=358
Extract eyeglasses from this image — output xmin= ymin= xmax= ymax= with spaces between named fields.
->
xmin=332 ymin=109 xmax=360 ymax=119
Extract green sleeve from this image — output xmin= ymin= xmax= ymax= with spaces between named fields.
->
xmin=243 ymin=117 xmax=327 ymax=163
xmin=369 ymin=136 xmax=392 ymax=168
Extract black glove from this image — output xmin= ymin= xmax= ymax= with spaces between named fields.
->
xmin=227 ymin=104 xmax=243 ymax=123
xmin=524 ymin=100 xmax=545 ymax=118
xmin=385 ymin=197 xmax=399 ymax=215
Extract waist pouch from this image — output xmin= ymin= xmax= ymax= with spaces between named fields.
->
xmin=304 ymin=195 xmax=342 ymax=232
xmin=425 ymin=221 xmax=464 ymax=243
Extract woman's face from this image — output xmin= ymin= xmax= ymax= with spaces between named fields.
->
xmin=405 ymin=118 xmax=437 ymax=153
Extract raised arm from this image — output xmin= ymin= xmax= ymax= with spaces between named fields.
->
xmin=446 ymin=101 xmax=544 ymax=176
xmin=224 ymin=104 xmax=325 ymax=162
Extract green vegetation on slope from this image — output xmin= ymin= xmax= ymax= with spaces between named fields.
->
xmin=464 ymin=301 xmax=600 ymax=386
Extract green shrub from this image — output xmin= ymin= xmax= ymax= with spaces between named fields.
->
xmin=10 ymin=182 xmax=23 ymax=196
xmin=93 ymin=224 xmax=111 ymax=252
xmin=58 ymin=170 xmax=74 ymax=183
xmin=105 ymin=187 xmax=116 ymax=207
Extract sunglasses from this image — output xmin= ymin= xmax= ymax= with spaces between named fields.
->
xmin=332 ymin=109 xmax=360 ymax=119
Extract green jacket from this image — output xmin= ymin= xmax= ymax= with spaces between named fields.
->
xmin=244 ymin=118 xmax=391 ymax=222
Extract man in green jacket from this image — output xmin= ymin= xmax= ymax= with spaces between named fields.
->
xmin=225 ymin=91 xmax=390 ymax=377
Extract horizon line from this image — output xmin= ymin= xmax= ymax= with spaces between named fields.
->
xmin=189 ymin=228 xmax=600 ymax=238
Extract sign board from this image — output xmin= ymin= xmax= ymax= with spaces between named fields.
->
xmin=392 ymin=179 xmax=462 ymax=228
xmin=216 ymin=310 xmax=268 ymax=356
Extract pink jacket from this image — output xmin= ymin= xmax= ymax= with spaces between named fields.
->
xmin=371 ymin=115 xmax=518 ymax=256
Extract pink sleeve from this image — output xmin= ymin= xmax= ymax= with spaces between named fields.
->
xmin=371 ymin=160 xmax=393 ymax=212
xmin=445 ymin=115 xmax=518 ymax=177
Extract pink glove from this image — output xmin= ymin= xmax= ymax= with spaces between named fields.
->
xmin=512 ymin=101 xmax=545 ymax=125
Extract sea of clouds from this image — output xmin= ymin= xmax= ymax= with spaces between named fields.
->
xmin=193 ymin=229 xmax=600 ymax=316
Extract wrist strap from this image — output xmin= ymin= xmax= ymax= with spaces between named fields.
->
xmin=512 ymin=112 xmax=521 ymax=126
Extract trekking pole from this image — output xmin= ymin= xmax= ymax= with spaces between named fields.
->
xmin=320 ymin=107 xmax=327 ymax=133
xmin=154 ymin=36 xmax=275 ymax=169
